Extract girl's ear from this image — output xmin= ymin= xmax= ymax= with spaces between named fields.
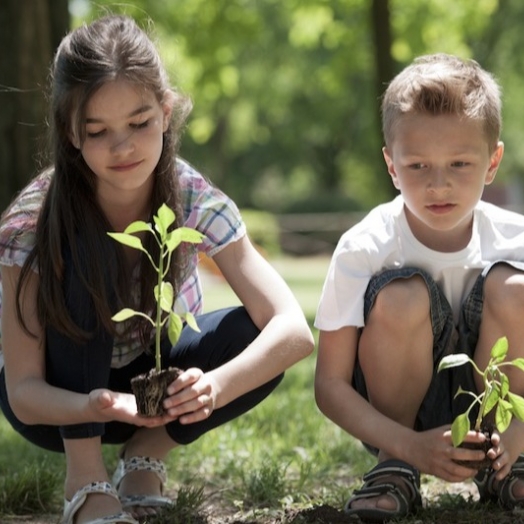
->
xmin=69 ymin=129 xmax=81 ymax=149
xmin=161 ymin=90 xmax=176 ymax=132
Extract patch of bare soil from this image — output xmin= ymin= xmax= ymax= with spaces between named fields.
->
xmin=277 ymin=504 xmax=348 ymax=523
xmin=0 ymin=516 xmax=58 ymax=524
xmin=4 ymin=480 xmax=524 ymax=524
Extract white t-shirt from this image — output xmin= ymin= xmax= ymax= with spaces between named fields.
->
xmin=315 ymin=195 xmax=524 ymax=331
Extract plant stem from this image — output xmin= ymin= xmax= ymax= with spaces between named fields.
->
xmin=474 ymin=371 xmax=492 ymax=432
xmin=155 ymin=243 xmax=164 ymax=373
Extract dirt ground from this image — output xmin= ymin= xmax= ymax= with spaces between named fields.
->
xmin=3 ymin=480 xmax=524 ymax=524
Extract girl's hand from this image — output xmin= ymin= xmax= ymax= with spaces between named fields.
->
xmin=162 ymin=367 xmax=218 ymax=424
xmin=88 ymin=388 xmax=171 ymax=427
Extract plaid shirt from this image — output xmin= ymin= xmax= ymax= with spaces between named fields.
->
xmin=0 ymin=158 xmax=245 ymax=368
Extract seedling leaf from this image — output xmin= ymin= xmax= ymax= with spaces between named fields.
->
xmin=451 ymin=412 xmax=470 ymax=447
xmin=507 ymin=392 xmax=524 ymax=422
xmin=123 ymin=221 xmax=151 ymax=235
xmin=500 ymin=373 xmax=510 ymax=399
xmin=155 ymin=204 xmax=176 ymax=237
xmin=107 ymin=232 xmax=145 ymax=252
xmin=491 ymin=336 xmax=508 ymax=360
xmin=111 ymin=308 xmax=138 ymax=322
xmin=155 ymin=282 xmax=174 ymax=313
xmin=495 ymin=399 xmax=513 ymax=433
xmin=438 ymin=354 xmax=471 ymax=372
xmin=183 ymin=312 xmax=201 ymax=333
xmin=159 ymin=203 xmax=176 ymax=226
xmin=484 ymin=387 xmax=500 ymax=415
xmin=166 ymin=227 xmax=205 ymax=252
xmin=168 ymin=312 xmax=183 ymax=346
xmin=510 ymin=358 xmax=524 ymax=372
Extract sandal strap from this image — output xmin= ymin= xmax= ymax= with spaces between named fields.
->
xmin=344 ymin=459 xmax=422 ymax=519
xmin=349 ymin=481 xmax=410 ymax=505
xmin=112 ymin=456 xmax=167 ymax=491
xmin=362 ymin=459 xmax=421 ymax=504
xmin=62 ymin=481 xmax=137 ymax=524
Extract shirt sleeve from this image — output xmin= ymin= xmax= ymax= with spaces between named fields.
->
xmin=314 ymin=239 xmax=372 ymax=331
xmin=0 ymin=171 xmax=50 ymax=269
xmin=178 ymin=160 xmax=246 ymax=256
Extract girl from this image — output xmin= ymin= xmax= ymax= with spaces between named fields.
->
xmin=0 ymin=15 xmax=313 ymax=524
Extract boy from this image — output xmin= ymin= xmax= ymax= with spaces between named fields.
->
xmin=314 ymin=53 xmax=524 ymax=522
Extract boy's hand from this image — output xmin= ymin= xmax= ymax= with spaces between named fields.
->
xmin=488 ymin=426 xmax=524 ymax=480
xmin=409 ymin=426 xmax=485 ymax=481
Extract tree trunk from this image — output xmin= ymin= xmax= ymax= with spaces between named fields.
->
xmin=370 ymin=0 xmax=398 ymax=198
xmin=0 ymin=0 xmax=69 ymax=213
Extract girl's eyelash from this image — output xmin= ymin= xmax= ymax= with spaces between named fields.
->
xmin=87 ymin=130 xmax=106 ymax=138
xmin=131 ymin=119 xmax=149 ymax=129
xmin=85 ymin=119 xmax=149 ymax=138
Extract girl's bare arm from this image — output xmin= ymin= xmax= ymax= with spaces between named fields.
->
xmin=203 ymin=235 xmax=314 ymax=409
xmin=1 ymin=264 xmax=167 ymax=427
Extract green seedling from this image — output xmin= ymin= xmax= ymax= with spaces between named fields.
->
xmin=108 ymin=203 xmax=204 ymax=372
xmin=437 ymin=336 xmax=524 ymax=447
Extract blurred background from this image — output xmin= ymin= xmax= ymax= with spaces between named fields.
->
xmin=2 ymin=0 xmax=524 ymax=256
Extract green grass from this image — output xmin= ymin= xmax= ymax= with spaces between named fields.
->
xmin=0 ymin=255 xmax=514 ymax=523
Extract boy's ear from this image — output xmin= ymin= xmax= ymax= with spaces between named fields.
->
xmin=161 ymin=90 xmax=176 ymax=132
xmin=485 ymin=141 xmax=504 ymax=185
xmin=382 ymin=147 xmax=401 ymax=190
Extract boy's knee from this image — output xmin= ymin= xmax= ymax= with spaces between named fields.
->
xmin=484 ymin=264 xmax=524 ymax=311
xmin=371 ymin=275 xmax=430 ymax=326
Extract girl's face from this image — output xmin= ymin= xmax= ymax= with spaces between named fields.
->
xmin=383 ymin=112 xmax=503 ymax=252
xmin=72 ymin=79 xmax=172 ymax=204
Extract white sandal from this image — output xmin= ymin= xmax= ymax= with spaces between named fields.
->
xmin=112 ymin=456 xmax=173 ymax=511
xmin=61 ymin=481 xmax=138 ymax=524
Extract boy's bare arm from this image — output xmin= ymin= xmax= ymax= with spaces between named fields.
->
xmin=315 ymin=327 xmax=411 ymax=454
xmin=314 ymin=327 xmax=484 ymax=481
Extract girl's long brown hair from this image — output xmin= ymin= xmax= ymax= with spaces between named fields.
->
xmin=17 ymin=15 xmax=193 ymax=345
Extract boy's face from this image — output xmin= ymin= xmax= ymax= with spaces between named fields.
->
xmin=383 ymin=113 xmax=503 ymax=251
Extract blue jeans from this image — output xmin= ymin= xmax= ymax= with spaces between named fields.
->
xmin=352 ymin=262 xmax=524 ymax=454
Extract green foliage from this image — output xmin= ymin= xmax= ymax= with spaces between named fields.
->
xmin=149 ymin=485 xmax=206 ymax=524
xmin=108 ymin=204 xmax=204 ymax=371
xmin=47 ymin=1 xmax=524 ymax=214
xmin=237 ymin=459 xmax=290 ymax=508
xmin=0 ymin=462 xmax=60 ymax=515
xmin=438 ymin=336 xmax=524 ymax=447
xmin=280 ymin=193 xmax=364 ymax=214
xmin=240 ymin=209 xmax=281 ymax=255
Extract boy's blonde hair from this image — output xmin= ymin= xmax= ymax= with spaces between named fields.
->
xmin=382 ymin=53 xmax=501 ymax=152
